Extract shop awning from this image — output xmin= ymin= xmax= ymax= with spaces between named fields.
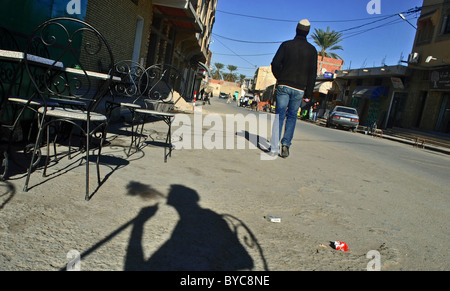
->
xmin=352 ymin=86 xmax=388 ymax=99
xmin=153 ymin=0 xmax=203 ymax=33
xmin=197 ymin=61 xmax=211 ymax=76
xmin=314 ymin=81 xmax=333 ymax=94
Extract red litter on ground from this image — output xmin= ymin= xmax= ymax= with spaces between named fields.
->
xmin=333 ymin=241 xmax=349 ymax=251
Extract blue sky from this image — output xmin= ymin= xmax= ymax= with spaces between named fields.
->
xmin=210 ymin=0 xmax=424 ymax=78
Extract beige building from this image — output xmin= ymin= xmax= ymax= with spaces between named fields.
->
xmin=253 ymin=66 xmax=277 ymax=92
xmin=405 ymin=0 xmax=450 ymax=133
xmin=208 ymin=79 xmax=242 ymax=98
xmin=85 ymin=0 xmax=218 ymax=100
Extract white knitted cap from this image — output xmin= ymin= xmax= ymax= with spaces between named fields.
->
xmin=297 ymin=19 xmax=311 ymax=32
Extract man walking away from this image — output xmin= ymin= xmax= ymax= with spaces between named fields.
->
xmin=270 ymin=19 xmax=317 ymax=158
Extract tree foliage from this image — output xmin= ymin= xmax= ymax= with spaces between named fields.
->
xmin=211 ymin=63 xmax=243 ymax=83
xmin=311 ymin=27 xmax=344 ymax=60
xmin=212 ymin=62 xmax=224 ymax=80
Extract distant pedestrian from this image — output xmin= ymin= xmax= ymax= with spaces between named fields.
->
xmin=204 ymin=92 xmax=211 ymax=105
xmin=227 ymin=93 xmax=232 ymax=103
xmin=269 ymin=19 xmax=318 ymax=158
xmin=312 ymin=101 xmax=319 ymax=121
xmin=200 ymin=88 xmax=205 ymax=100
xmin=253 ymin=94 xmax=260 ymax=111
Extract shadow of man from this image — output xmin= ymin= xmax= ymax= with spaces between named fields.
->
xmin=237 ymin=130 xmax=271 ymax=152
xmin=125 ymin=184 xmax=254 ymax=271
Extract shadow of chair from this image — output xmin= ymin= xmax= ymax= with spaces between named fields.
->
xmin=0 ymin=180 xmax=15 ymax=210
xmin=21 ymin=17 xmax=116 ymax=201
xmin=133 ymin=64 xmax=186 ymax=162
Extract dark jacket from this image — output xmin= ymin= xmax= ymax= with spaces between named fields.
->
xmin=271 ymin=33 xmax=318 ymax=99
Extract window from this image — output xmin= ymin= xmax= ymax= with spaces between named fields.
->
xmin=335 ymin=107 xmax=357 ymax=114
xmin=417 ymin=18 xmax=435 ymax=43
xmin=436 ymin=8 xmax=450 ymax=40
xmin=442 ymin=15 xmax=450 ymax=34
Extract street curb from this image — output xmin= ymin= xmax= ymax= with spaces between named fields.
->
xmin=305 ymin=119 xmax=450 ymax=156
xmin=378 ymin=134 xmax=450 ymax=155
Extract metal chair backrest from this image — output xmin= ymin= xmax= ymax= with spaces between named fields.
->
xmin=24 ymin=17 xmax=115 ymax=112
xmin=140 ymin=64 xmax=186 ymax=105
xmin=110 ymin=60 xmax=147 ymax=101
xmin=0 ymin=27 xmax=20 ymax=110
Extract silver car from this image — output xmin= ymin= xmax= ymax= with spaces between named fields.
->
xmin=326 ymin=106 xmax=359 ymax=132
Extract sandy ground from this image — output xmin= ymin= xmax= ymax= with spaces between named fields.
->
xmin=1 ymin=100 xmax=449 ymax=271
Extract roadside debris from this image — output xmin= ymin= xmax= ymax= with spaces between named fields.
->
xmin=264 ymin=215 xmax=281 ymax=223
xmin=331 ymin=241 xmax=349 ymax=251
xmin=316 ymin=244 xmax=328 ymax=253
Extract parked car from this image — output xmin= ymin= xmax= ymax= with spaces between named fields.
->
xmin=219 ymin=92 xmax=228 ymax=99
xmin=326 ymin=106 xmax=359 ymax=132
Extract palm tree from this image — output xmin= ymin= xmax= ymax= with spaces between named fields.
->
xmin=212 ymin=63 xmax=224 ymax=80
xmin=225 ymin=65 xmax=238 ymax=82
xmin=239 ymin=74 xmax=246 ymax=85
xmin=311 ymin=27 xmax=343 ymax=60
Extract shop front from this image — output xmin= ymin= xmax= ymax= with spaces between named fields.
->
xmin=351 ymin=86 xmax=389 ymax=128
xmin=430 ymin=67 xmax=450 ymax=133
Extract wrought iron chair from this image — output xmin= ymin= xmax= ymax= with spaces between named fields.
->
xmin=22 ymin=17 xmax=116 ymax=201
xmin=133 ymin=64 xmax=186 ymax=162
xmin=0 ymin=81 xmax=7 ymax=179
xmin=1 ymin=26 xmax=22 ymax=180
xmin=105 ymin=60 xmax=147 ymax=156
xmin=1 ymin=28 xmax=62 ymax=180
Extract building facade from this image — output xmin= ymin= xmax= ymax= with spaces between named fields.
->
xmin=151 ymin=0 xmax=217 ymax=99
xmin=329 ymin=65 xmax=410 ymax=129
xmin=253 ymin=66 xmax=277 ymax=95
xmin=0 ymin=0 xmax=217 ymax=100
xmin=314 ymin=0 xmax=450 ymax=132
xmin=405 ymin=0 xmax=450 ymax=133
xmin=208 ymin=79 xmax=242 ymax=98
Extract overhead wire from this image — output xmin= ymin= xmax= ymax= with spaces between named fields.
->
xmin=216 ymin=9 xmax=399 ymax=23
xmin=214 ymin=53 xmax=275 ymax=57
xmin=212 ymin=36 xmax=257 ymax=68
xmin=341 ymin=14 xmax=417 ymax=40
xmin=213 ymin=7 xmax=420 ymax=45
xmin=212 ymin=5 xmax=422 ymax=75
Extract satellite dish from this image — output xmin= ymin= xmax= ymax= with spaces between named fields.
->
xmin=426 ymin=56 xmax=436 ymax=63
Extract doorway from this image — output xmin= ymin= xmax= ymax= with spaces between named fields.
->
xmin=436 ymin=94 xmax=450 ymax=133
xmin=415 ymin=91 xmax=428 ymax=128
xmin=387 ymin=92 xmax=407 ymax=128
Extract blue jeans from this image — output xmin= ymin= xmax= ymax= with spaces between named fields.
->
xmin=270 ymin=85 xmax=304 ymax=152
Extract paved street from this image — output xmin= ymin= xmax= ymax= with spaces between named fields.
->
xmin=1 ymin=97 xmax=449 ymax=271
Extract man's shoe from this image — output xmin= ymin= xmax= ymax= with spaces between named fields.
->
xmin=266 ymin=148 xmax=278 ymax=156
xmin=280 ymin=145 xmax=289 ymax=158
